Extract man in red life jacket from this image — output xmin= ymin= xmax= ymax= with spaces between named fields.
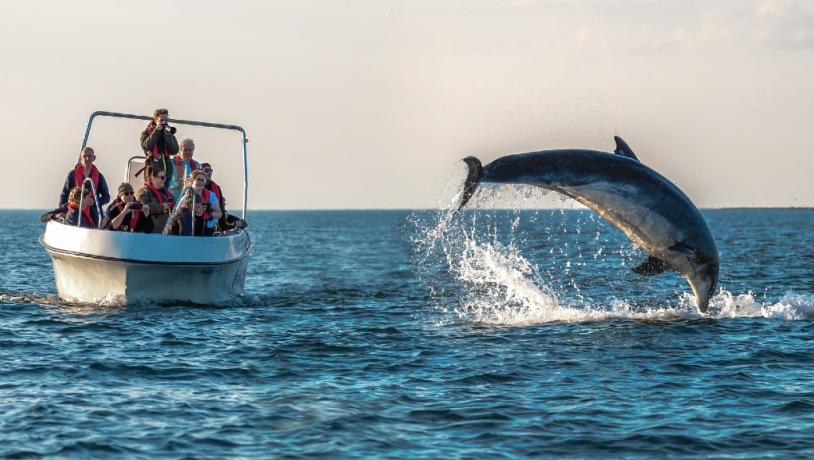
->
xmin=201 ymin=163 xmax=227 ymax=229
xmin=136 ymin=167 xmax=175 ymax=233
xmin=168 ymin=138 xmax=200 ymax=200
xmin=105 ymin=183 xmax=153 ymax=233
xmin=140 ymin=108 xmax=179 ymax=186
xmin=58 ymin=146 xmax=110 ymax=222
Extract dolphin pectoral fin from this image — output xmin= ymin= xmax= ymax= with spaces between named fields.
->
xmin=632 ymin=255 xmax=670 ymax=276
xmin=613 ymin=136 xmax=639 ymax=161
xmin=668 ymin=242 xmax=694 ymax=254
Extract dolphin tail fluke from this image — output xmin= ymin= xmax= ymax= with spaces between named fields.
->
xmin=632 ymin=255 xmax=670 ymax=276
xmin=457 ymin=156 xmax=483 ymax=211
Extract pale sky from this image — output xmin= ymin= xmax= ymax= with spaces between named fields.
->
xmin=1 ymin=0 xmax=812 ymax=209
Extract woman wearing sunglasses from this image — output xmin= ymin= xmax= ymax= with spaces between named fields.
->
xmin=105 ymin=183 xmax=153 ymax=233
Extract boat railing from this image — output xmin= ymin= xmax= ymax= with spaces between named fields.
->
xmin=81 ymin=110 xmax=249 ymax=220
xmin=191 ymin=189 xmax=197 ymax=237
xmin=78 ymin=177 xmax=102 ymax=229
xmin=124 ymin=155 xmax=145 ymax=182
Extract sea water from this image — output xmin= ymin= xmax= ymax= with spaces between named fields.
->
xmin=0 ymin=204 xmax=812 ymax=457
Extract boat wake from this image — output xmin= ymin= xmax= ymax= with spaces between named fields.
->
xmin=412 ymin=173 xmax=814 ymax=326
xmin=0 ymin=290 xmax=264 ymax=310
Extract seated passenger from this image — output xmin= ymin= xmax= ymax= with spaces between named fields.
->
xmin=58 ymin=146 xmax=110 ymax=222
xmin=168 ymin=138 xmax=201 ymax=200
xmin=201 ymin=163 xmax=227 ymax=229
xmin=140 ymin=108 xmax=179 ymax=187
xmin=188 ymin=170 xmax=222 ymax=236
xmin=166 ymin=191 xmax=206 ymax=236
xmin=105 ymin=183 xmax=153 ymax=233
xmin=62 ymin=186 xmax=99 ymax=228
xmin=136 ymin=168 xmax=175 ymax=233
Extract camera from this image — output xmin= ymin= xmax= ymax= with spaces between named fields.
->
xmin=165 ymin=125 xmax=177 ymax=135
xmin=130 ymin=203 xmax=143 ymax=210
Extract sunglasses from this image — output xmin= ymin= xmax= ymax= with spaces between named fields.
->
xmin=203 ymin=169 xmax=212 ymax=173
xmin=122 ymin=191 xmax=135 ymax=196
xmin=155 ymin=175 xmax=166 ymax=180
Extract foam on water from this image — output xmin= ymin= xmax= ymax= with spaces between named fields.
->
xmin=414 ymin=181 xmax=814 ymax=326
xmin=447 ymin=236 xmax=814 ymax=325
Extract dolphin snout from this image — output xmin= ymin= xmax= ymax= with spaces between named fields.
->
xmin=688 ymin=262 xmax=719 ymax=313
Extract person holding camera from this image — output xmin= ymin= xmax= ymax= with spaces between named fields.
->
xmin=62 ymin=186 xmax=99 ymax=228
xmin=105 ymin=183 xmax=153 ymax=233
xmin=136 ymin=167 xmax=175 ymax=233
xmin=187 ymin=170 xmax=221 ymax=236
xmin=140 ymin=107 xmax=179 ymax=185
xmin=166 ymin=189 xmax=206 ymax=236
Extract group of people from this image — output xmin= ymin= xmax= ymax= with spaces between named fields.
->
xmin=55 ymin=108 xmax=230 ymax=237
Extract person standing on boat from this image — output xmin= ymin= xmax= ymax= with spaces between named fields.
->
xmin=136 ymin=168 xmax=175 ymax=233
xmin=104 ymin=183 xmax=153 ymax=233
xmin=58 ymin=146 xmax=110 ymax=222
xmin=188 ymin=170 xmax=222 ymax=235
xmin=168 ymin=138 xmax=200 ymax=200
xmin=201 ymin=162 xmax=227 ymax=229
xmin=140 ymin=108 xmax=179 ymax=186
xmin=62 ymin=186 xmax=99 ymax=228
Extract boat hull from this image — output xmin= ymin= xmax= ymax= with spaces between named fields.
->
xmin=41 ymin=221 xmax=252 ymax=305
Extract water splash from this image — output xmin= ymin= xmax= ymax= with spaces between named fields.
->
xmin=412 ymin=180 xmax=814 ymax=327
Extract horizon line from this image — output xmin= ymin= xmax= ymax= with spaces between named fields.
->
xmin=6 ymin=206 xmax=814 ymax=212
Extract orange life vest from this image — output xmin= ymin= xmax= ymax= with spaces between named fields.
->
xmin=145 ymin=182 xmax=175 ymax=211
xmin=74 ymin=164 xmax=100 ymax=190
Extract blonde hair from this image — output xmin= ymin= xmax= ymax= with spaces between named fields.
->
xmin=187 ymin=170 xmax=207 ymax=187
xmin=68 ymin=186 xmax=85 ymax=205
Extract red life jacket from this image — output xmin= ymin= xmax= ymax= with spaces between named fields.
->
xmin=199 ymin=188 xmax=211 ymax=221
xmin=172 ymin=155 xmax=198 ymax=185
xmin=74 ymin=164 xmax=100 ymax=190
xmin=68 ymin=202 xmax=95 ymax=228
xmin=206 ymin=180 xmax=223 ymax=202
xmin=145 ymin=182 xmax=175 ymax=211
xmin=114 ymin=202 xmax=140 ymax=232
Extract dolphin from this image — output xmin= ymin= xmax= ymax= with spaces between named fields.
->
xmin=457 ymin=136 xmax=719 ymax=313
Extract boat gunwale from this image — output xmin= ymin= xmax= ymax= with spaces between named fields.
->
xmin=40 ymin=236 xmax=253 ymax=266
xmin=41 ymin=219 xmax=252 ymax=266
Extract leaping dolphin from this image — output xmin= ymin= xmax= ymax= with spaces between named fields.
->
xmin=457 ymin=136 xmax=719 ymax=313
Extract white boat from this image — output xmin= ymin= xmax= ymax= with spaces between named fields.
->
xmin=40 ymin=111 xmax=253 ymax=305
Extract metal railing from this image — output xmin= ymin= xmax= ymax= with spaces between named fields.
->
xmin=81 ymin=110 xmax=249 ymax=220
xmin=77 ymin=177 xmax=102 ymax=229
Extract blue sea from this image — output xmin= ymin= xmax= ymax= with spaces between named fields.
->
xmin=1 ymin=203 xmax=813 ymax=458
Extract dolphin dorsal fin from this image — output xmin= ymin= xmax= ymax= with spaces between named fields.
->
xmin=613 ymin=136 xmax=639 ymax=161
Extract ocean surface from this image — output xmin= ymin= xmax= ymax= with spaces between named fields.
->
xmin=1 ymin=203 xmax=813 ymax=458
